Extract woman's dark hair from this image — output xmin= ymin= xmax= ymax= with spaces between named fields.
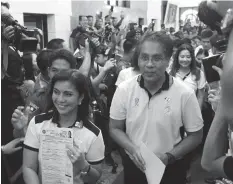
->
xmin=170 ymin=43 xmax=200 ymax=81
xmin=48 ymin=49 xmax=77 ymax=69
xmin=131 ymin=31 xmax=173 ymax=71
xmin=37 ymin=49 xmax=53 ymax=72
xmin=49 ymin=69 xmax=90 ymax=122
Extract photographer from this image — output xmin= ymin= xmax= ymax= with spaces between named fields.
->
xmin=1 ymin=2 xmax=25 ymax=145
xmin=70 ymin=15 xmax=89 ymax=52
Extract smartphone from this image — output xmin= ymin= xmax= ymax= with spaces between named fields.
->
xmin=202 ymin=54 xmax=223 ymax=83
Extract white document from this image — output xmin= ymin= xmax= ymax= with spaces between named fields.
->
xmin=140 ymin=142 xmax=166 ymax=184
xmin=40 ymin=128 xmax=74 ymax=184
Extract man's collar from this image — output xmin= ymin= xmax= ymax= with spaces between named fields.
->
xmin=137 ymin=72 xmax=170 ymax=96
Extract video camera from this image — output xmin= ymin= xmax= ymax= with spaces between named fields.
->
xmin=1 ymin=13 xmax=38 ymax=52
xmin=197 ymin=1 xmax=233 ymax=37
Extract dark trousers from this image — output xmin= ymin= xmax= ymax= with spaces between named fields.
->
xmin=94 ymin=113 xmax=116 ymax=156
xmin=202 ymin=102 xmax=215 ymax=145
xmin=123 ymin=153 xmax=187 ymax=184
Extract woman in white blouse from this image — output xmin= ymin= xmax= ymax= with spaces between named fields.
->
xmin=170 ymin=44 xmax=206 ymax=108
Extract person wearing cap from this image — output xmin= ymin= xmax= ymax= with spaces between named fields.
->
xmin=200 ymin=29 xmax=214 ymax=56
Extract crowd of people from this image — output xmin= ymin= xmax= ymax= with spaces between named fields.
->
xmin=1 ymin=1 xmax=233 ymax=184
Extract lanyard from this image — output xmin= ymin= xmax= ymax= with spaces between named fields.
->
xmin=182 ymin=72 xmax=190 ymax=81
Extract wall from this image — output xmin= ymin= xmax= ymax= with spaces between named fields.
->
xmin=147 ymin=0 xmax=162 ymax=31
xmin=7 ymin=0 xmax=72 ymax=44
xmin=71 ymin=0 xmax=148 ymax=30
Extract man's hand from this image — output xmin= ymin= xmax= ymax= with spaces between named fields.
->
xmin=208 ymin=89 xmax=221 ymax=112
xmin=212 ymin=65 xmax=223 ymax=78
xmin=99 ymin=83 xmax=108 ymax=91
xmin=11 ymin=106 xmax=30 ymax=130
xmin=129 ymin=146 xmax=146 ymax=172
xmin=103 ymin=59 xmax=116 ymax=72
xmin=84 ymin=39 xmax=90 ymax=53
xmin=157 ymin=153 xmax=168 ymax=166
xmin=2 ymin=138 xmax=24 ymax=155
xmin=3 ymin=25 xmax=15 ymax=40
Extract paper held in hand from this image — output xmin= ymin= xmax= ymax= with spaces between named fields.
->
xmin=140 ymin=142 xmax=166 ymax=184
xmin=40 ymin=128 xmax=73 ymax=184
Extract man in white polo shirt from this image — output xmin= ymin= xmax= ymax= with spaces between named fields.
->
xmin=109 ymin=32 xmax=203 ymax=184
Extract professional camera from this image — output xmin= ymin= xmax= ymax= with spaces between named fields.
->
xmin=1 ymin=13 xmax=38 ymax=52
xmin=198 ymin=1 xmax=233 ymax=36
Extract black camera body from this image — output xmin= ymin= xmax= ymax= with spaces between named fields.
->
xmin=1 ymin=14 xmax=38 ymax=52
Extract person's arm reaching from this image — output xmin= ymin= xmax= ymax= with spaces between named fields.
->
xmin=78 ymin=39 xmax=91 ymax=77
xmin=91 ymin=59 xmax=116 ymax=92
xmin=201 ymin=103 xmax=231 ymax=178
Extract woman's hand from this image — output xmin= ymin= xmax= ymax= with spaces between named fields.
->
xmin=2 ymin=138 xmax=24 ymax=155
xmin=11 ymin=106 xmax=30 ymax=130
xmin=66 ymin=142 xmax=88 ymax=175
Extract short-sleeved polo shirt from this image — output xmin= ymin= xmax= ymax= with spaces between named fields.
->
xmin=110 ymin=73 xmax=203 ymax=155
xmin=24 ymin=112 xmax=105 ymax=182
xmin=175 ymin=70 xmax=206 ymax=92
